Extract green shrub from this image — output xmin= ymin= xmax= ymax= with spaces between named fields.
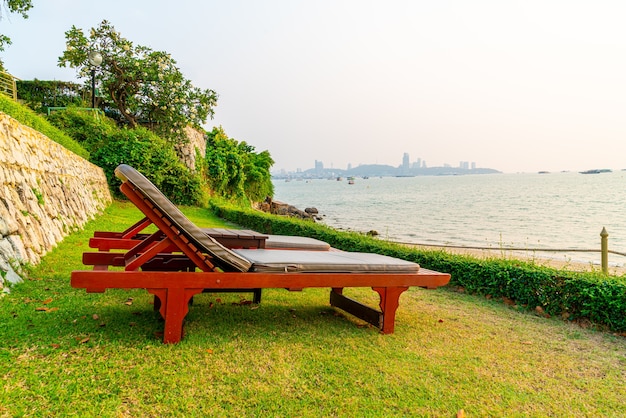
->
xmin=45 ymin=107 xmax=206 ymax=206
xmin=210 ymin=198 xmax=626 ymax=333
xmin=47 ymin=106 xmax=117 ymax=149
xmin=16 ymin=79 xmax=86 ymax=112
xmin=0 ymin=94 xmax=89 ymax=159
xmin=90 ymin=126 xmax=206 ymax=205
xmin=205 ymin=127 xmax=274 ymax=204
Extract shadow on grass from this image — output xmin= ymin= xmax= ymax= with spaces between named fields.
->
xmin=2 ymin=284 xmax=379 ymax=350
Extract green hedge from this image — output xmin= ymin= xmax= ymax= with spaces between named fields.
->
xmin=210 ymin=199 xmax=626 ymax=333
xmin=16 ymin=79 xmax=86 ymax=112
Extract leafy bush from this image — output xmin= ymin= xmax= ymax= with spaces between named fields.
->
xmin=89 ymin=126 xmax=206 ymax=205
xmin=210 ymin=198 xmax=626 ymax=333
xmin=0 ymin=94 xmax=89 ymax=159
xmin=205 ymin=127 xmax=274 ymax=203
xmin=47 ymin=107 xmax=206 ymax=205
xmin=16 ymin=79 xmax=86 ymax=112
xmin=47 ymin=106 xmax=117 ymax=148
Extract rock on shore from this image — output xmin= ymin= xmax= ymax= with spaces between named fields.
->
xmin=255 ymin=198 xmax=320 ymax=221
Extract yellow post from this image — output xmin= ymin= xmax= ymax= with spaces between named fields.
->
xmin=600 ymin=227 xmax=609 ymax=274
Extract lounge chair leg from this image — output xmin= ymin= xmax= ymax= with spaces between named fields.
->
xmin=148 ymin=288 xmax=203 ymax=343
xmin=372 ymin=287 xmax=409 ymax=334
xmin=252 ymin=289 xmax=262 ymax=304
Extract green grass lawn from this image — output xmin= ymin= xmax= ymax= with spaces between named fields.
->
xmin=1 ymin=201 xmax=625 ymax=417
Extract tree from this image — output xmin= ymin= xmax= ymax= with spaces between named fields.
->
xmin=58 ymin=20 xmax=218 ymax=141
xmin=0 ymin=0 xmax=33 ymax=68
xmin=205 ymin=127 xmax=274 ymax=202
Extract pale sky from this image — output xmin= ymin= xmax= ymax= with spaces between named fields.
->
xmin=2 ymin=1 xmax=625 ymax=173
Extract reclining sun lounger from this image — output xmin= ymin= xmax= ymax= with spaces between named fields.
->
xmin=89 ymin=224 xmax=331 ymax=252
xmin=71 ymin=164 xmax=451 ymax=343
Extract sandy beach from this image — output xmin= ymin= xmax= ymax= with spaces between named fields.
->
xmin=409 ymin=244 xmax=626 ymax=276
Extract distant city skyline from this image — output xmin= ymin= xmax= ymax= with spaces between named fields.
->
xmin=280 ymin=153 xmax=481 ymax=174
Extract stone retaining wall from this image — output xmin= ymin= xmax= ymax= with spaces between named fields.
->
xmin=0 ymin=112 xmax=112 ymax=292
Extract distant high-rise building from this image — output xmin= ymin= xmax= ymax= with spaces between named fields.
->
xmin=315 ymin=160 xmax=324 ymax=172
xmin=402 ymin=153 xmax=410 ymax=170
xmin=471 ymin=162 xmax=476 ymax=170
xmin=347 ymin=163 xmax=352 ymax=171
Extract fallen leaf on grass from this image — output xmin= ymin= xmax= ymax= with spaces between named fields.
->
xmin=521 ymin=341 xmax=533 ymax=345
xmin=206 ymin=349 xmax=214 ymax=354
xmin=92 ymin=314 xmax=100 ymax=320
xmin=232 ymin=300 xmax=253 ymax=306
xmin=42 ymin=298 xmax=53 ymax=305
xmin=35 ymin=307 xmax=58 ymax=312
xmin=457 ymin=409 xmax=465 ymax=418
xmin=124 ymin=301 xmax=133 ymax=306
xmin=50 ymin=343 xmax=61 ymax=349
xmin=78 ymin=337 xmax=90 ymax=344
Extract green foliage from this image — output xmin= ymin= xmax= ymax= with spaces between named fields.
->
xmin=16 ymin=79 xmax=87 ymax=112
xmin=244 ymin=149 xmax=275 ymax=202
xmin=57 ymin=20 xmax=218 ymax=141
xmin=47 ymin=106 xmax=117 ymax=148
xmin=210 ymin=198 xmax=626 ymax=333
xmin=205 ymin=127 xmax=274 ymax=203
xmin=0 ymin=94 xmax=89 ymax=159
xmin=46 ymin=106 xmax=206 ymax=205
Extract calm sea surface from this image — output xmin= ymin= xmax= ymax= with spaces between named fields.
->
xmin=272 ymin=171 xmax=626 ymax=266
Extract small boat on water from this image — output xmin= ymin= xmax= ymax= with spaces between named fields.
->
xmin=580 ymin=169 xmax=612 ymax=174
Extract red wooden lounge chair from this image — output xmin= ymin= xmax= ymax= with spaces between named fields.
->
xmin=89 ymin=224 xmax=331 ymax=252
xmin=71 ymin=164 xmax=451 ymax=343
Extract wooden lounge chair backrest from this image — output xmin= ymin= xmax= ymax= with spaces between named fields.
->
xmin=114 ymin=164 xmax=252 ymax=272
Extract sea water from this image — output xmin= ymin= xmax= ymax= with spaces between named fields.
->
xmin=272 ymin=171 xmax=626 ymax=266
